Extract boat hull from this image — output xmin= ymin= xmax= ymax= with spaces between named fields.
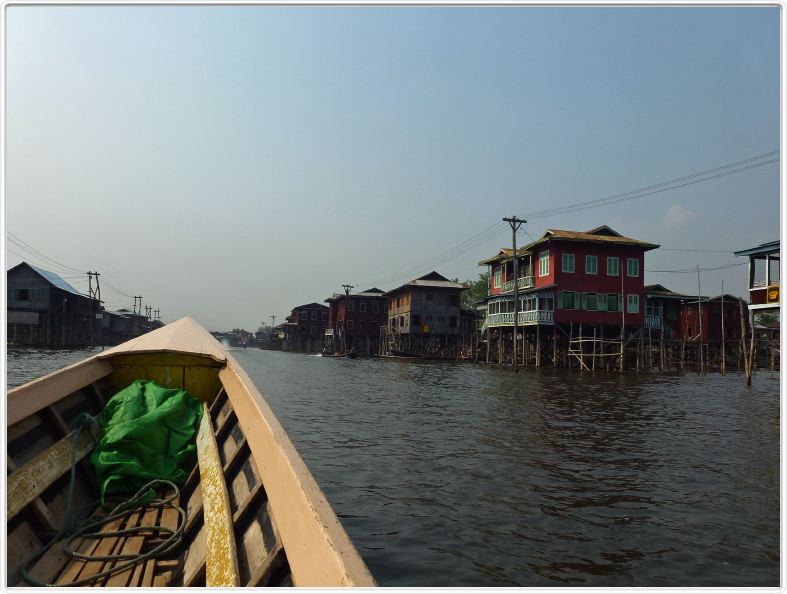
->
xmin=6 ymin=317 xmax=375 ymax=587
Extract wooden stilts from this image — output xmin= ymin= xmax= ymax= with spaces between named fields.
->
xmin=592 ymin=327 xmax=596 ymax=371
xmin=536 ymin=325 xmax=541 ymax=368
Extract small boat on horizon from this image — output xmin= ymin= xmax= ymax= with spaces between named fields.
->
xmin=320 ymin=347 xmax=358 ymax=359
xmin=6 ymin=317 xmax=375 ymax=587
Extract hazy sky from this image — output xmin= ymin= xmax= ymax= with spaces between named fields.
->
xmin=5 ymin=5 xmax=781 ymax=331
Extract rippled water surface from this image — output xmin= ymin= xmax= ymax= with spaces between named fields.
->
xmin=7 ymin=348 xmax=780 ymax=586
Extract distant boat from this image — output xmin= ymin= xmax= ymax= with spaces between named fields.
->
xmin=7 ymin=317 xmax=375 ymax=588
xmin=321 ymin=348 xmax=358 ymax=359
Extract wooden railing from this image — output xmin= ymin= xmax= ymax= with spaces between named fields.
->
xmin=486 ymin=310 xmax=553 ymax=327
xmin=645 ymin=315 xmax=661 ymax=329
xmin=502 ymin=276 xmax=534 ymax=293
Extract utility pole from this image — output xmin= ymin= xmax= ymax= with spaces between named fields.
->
xmin=503 ymin=217 xmax=525 ymax=372
xmin=697 ymin=265 xmax=703 ymax=374
xmin=271 ymin=315 xmax=276 ymax=329
xmin=154 ymin=308 xmax=161 ymax=322
xmin=342 ymin=284 xmax=354 ymax=354
xmin=133 ymin=295 xmax=142 ymax=317
xmin=87 ymin=271 xmax=102 ymax=348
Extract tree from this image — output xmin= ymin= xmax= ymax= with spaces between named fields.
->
xmin=459 ymin=272 xmax=490 ymax=310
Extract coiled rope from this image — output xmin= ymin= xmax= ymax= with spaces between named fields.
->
xmin=21 ymin=414 xmax=188 ymax=587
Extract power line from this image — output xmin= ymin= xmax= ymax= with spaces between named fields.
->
xmin=659 ymin=248 xmax=733 ymax=253
xmin=646 ymin=262 xmax=746 ymax=274
xmin=524 ymin=151 xmax=779 ymax=220
xmin=360 ymin=221 xmax=506 ymax=286
xmin=6 ymin=232 xmax=86 ymax=273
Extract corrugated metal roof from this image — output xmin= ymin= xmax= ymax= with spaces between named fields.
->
xmin=25 ymin=263 xmax=87 ymax=297
xmin=733 ymin=240 xmax=780 ymax=257
xmin=385 ymin=271 xmax=465 ymax=295
xmin=533 ymin=228 xmax=659 ymax=250
xmin=479 ymin=226 xmax=658 ymax=265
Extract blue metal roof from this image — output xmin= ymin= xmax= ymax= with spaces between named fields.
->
xmin=26 ymin=263 xmax=87 ymax=297
xmin=733 ymin=240 xmax=780 ymax=258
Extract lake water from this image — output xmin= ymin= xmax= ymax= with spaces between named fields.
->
xmin=7 ymin=347 xmax=780 ymax=587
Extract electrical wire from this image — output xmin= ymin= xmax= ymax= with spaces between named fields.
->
xmin=524 ymin=151 xmax=779 ymax=219
xmin=7 ymin=232 xmax=86 ymax=274
xmin=646 ymin=262 xmax=746 ymax=274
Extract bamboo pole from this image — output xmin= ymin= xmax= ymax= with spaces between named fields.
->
xmin=739 ymin=298 xmax=752 ymax=386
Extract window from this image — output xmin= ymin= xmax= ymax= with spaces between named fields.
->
xmin=627 ymin=294 xmax=640 ymax=313
xmin=300 ymin=311 xmax=307 ymax=320
xmin=627 ymin=258 xmax=639 ymax=277
xmin=347 ymin=320 xmax=354 ymax=330
xmin=15 ymin=288 xmax=30 ymax=301
xmin=607 ymin=257 xmax=619 ymax=276
xmin=608 ymin=294 xmax=620 ymax=312
xmin=541 ymin=296 xmax=554 ymax=311
xmin=585 ymin=292 xmax=598 ymax=311
xmin=598 ymin=293 xmax=608 ymax=311
xmin=360 ymin=301 xmax=367 ymax=312
xmin=372 ymin=302 xmax=379 ymax=313
xmin=310 ymin=325 xmax=317 ymax=335
xmin=311 ymin=311 xmax=317 ymax=320
xmin=493 ymin=267 xmax=502 ymax=288
xmin=562 ymin=253 xmax=575 ymax=273
xmin=539 ymin=251 xmax=550 ymax=276
xmin=348 ymin=300 xmax=355 ymax=312
xmin=322 ymin=311 xmax=327 ymax=321
xmin=561 ymin=291 xmax=577 ymax=309
xmin=586 ymin=255 xmax=598 ymax=275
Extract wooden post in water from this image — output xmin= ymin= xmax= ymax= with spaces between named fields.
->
xmin=620 ymin=274 xmax=625 ymax=372
xmin=739 ymin=298 xmax=753 ymax=386
xmin=592 ymin=327 xmax=597 ymax=371
xmin=697 ymin=266 xmax=705 ymax=375
xmin=536 ymin=324 xmax=541 ymax=368
xmin=720 ymin=282 xmax=726 ymax=375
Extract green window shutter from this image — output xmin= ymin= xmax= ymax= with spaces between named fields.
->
xmin=598 ymin=293 xmax=607 ymax=311
xmin=557 ymin=291 xmax=563 ymax=309
xmin=581 ymin=292 xmax=587 ymax=310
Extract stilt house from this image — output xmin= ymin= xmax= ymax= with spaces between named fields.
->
xmin=479 ymin=226 xmax=659 ymax=366
xmin=382 ymin=271 xmax=466 ymax=357
xmin=324 ymin=288 xmax=387 ymax=355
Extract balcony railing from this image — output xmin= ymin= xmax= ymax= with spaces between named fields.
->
xmin=486 ymin=310 xmax=554 ymax=327
xmin=501 ymin=276 xmax=534 ymax=293
xmin=645 ymin=315 xmax=661 ymax=329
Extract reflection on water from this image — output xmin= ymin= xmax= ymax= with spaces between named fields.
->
xmin=7 ymin=348 xmax=779 ymax=586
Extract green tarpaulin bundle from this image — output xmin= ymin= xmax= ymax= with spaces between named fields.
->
xmin=90 ymin=380 xmax=203 ymax=504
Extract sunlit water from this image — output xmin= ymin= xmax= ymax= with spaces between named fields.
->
xmin=7 ymin=348 xmax=780 ymax=586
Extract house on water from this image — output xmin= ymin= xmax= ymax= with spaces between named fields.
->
xmin=734 ymin=240 xmax=780 ymax=318
xmin=7 ymin=262 xmax=100 ymax=347
xmin=479 ymin=226 xmax=659 ymax=367
xmin=324 ymin=288 xmax=388 ymax=355
xmin=283 ymin=302 xmax=329 ymax=353
xmin=381 ymin=271 xmax=466 ymax=357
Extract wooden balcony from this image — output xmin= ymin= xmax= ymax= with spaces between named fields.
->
xmin=645 ymin=314 xmax=661 ymax=329
xmin=486 ymin=310 xmax=554 ymax=327
xmin=501 ymin=276 xmax=534 ymax=293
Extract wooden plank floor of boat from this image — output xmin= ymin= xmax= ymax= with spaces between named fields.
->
xmin=13 ymin=385 xmax=293 ymax=587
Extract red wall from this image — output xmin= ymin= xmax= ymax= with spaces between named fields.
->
xmin=487 ymin=240 xmax=648 ymax=327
